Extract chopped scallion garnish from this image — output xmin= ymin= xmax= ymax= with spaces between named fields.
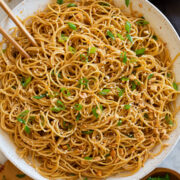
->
xmin=61 ymin=88 xmax=71 ymax=96
xmin=125 ymin=0 xmax=130 ymax=7
xmin=57 ymin=0 xmax=63 ymax=4
xmin=82 ymin=130 xmax=94 ymax=134
xmin=125 ymin=21 xmax=131 ymax=33
xmin=69 ymin=46 xmax=76 ymax=54
xmin=136 ymin=20 xmax=149 ymax=26
xmin=74 ymin=104 xmax=83 ymax=111
xmin=117 ymin=33 xmax=125 ymax=40
xmin=122 ymin=52 xmax=127 ymax=64
xmin=80 ymin=54 xmax=88 ymax=62
xmin=124 ymin=104 xmax=131 ymax=110
xmin=24 ymin=126 xmax=30 ymax=134
xmin=117 ymin=120 xmax=122 ymax=126
xmin=67 ymin=144 xmax=71 ymax=150
xmin=148 ymin=74 xmax=154 ymax=80
xmin=68 ymin=22 xmax=77 ymax=30
xmin=76 ymin=112 xmax=81 ymax=121
xmin=152 ymin=35 xmax=158 ymax=40
xmin=59 ymin=34 xmax=68 ymax=43
xmin=107 ymin=30 xmax=115 ymax=40
xmin=131 ymin=81 xmax=136 ymax=91
xmin=88 ymin=47 xmax=97 ymax=54
xmin=33 ymin=93 xmax=47 ymax=99
xmin=98 ymin=2 xmax=110 ymax=6
xmin=121 ymin=77 xmax=129 ymax=82
xmin=117 ymin=88 xmax=124 ymax=97
xmin=92 ymin=107 xmax=98 ymax=118
xmin=126 ymin=34 xmax=133 ymax=43
xmin=99 ymin=89 xmax=110 ymax=95
xmin=173 ymin=82 xmax=178 ymax=91
xmin=51 ymin=106 xmax=62 ymax=113
xmin=56 ymin=100 xmax=66 ymax=110
xmin=135 ymin=48 xmax=145 ymax=56
xmin=144 ymin=113 xmax=149 ymax=119
xmin=67 ymin=3 xmax=77 ymax=7
xmin=21 ymin=76 xmax=32 ymax=88
xmin=84 ymin=156 xmax=93 ymax=160
xmin=79 ymin=78 xmax=89 ymax=89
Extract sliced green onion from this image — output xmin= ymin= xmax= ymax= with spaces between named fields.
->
xmin=74 ymin=104 xmax=83 ymax=111
xmin=98 ymin=2 xmax=110 ymax=6
xmin=167 ymin=73 xmax=171 ymax=78
xmin=99 ymin=89 xmax=110 ymax=95
xmin=88 ymin=47 xmax=97 ymax=54
xmin=117 ymin=33 xmax=125 ymax=40
xmin=76 ymin=112 xmax=81 ymax=121
xmin=117 ymin=120 xmax=122 ymax=126
xmin=84 ymin=156 xmax=93 ymax=160
xmin=99 ymin=104 xmax=103 ymax=111
xmin=16 ymin=174 xmax=26 ymax=178
xmin=24 ymin=126 xmax=30 ymax=134
xmin=131 ymin=81 xmax=136 ymax=91
xmin=136 ymin=20 xmax=149 ymax=26
xmin=51 ymin=106 xmax=62 ymax=113
xmin=33 ymin=93 xmax=47 ymax=99
xmin=135 ymin=48 xmax=145 ymax=56
xmin=144 ymin=113 xmax=149 ymax=119
xmin=61 ymin=88 xmax=71 ymax=96
xmin=105 ymin=153 xmax=110 ymax=157
xmin=92 ymin=107 xmax=98 ymax=118
xmin=28 ymin=116 xmax=35 ymax=122
xmin=125 ymin=0 xmax=130 ymax=7
xmin=117 ymin=88 xmax=124 ymax=97
xmin=69 ymin=46 xmax=76 ymax=54
xmin=56 ymin=100 xmax=66 ymax=110
xmin=126 ymin=34 xmax=133 ymax=43
xmin=67 ymin=144 xmax=71 ymax=150
xmin=80 ymin=54 xmax=88 ymax=62
xmin=2 ymin=175 xmax=6 ymax=180
xmin=152 ymin=35 xmax=158 ymax=40
xmin=21 ymin=76 xmax=32 ymax=88
xmin=59 ymin=34 xmax=68 ymax=43
xmin=58 ymin=72 xmax=62 ymax=78
xmin=79 ymin=78 xmax=89 ymax=89
xmin=68 ymin=22 xmax=77 ymax=30
xmin=165 ymin=114 xmax=173 ymax=125
xmin=121 ymin=77 xmax=129 ymax=82
xmin=2 ymin=49 xmax=6 ymax=53
xmin=124 ymin=104 xmax=131 ymax=110
xmin=148 ymin=74 xmax=154 ymax=80
xmin=67 ymin=3 xmax=77 ymax=7
xmin=18 ymin=110 xmax=29 ymax=118
xmin=17 ymin=118 xmax=25 ymax=124
xmin=107 ymin=30 xmax=115 ymax=40
xmin=125 ymin=21 xmax=131 ymax=33
xmin=57 ymin=0 xmax=63 ymax=4
xmin=122 ymin=52 xmax=127 ymax=64
xmin=82 ymin=130 xmax=94 ymax=134
xmin=173 ymin=82 xmax=178 ymax=91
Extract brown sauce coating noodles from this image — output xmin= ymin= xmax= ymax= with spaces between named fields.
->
xmin=0 ymin=0 xmax=179 ymax=179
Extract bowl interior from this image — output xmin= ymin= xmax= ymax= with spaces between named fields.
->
xmin=0 ymin=0 xmax=180 ymax=180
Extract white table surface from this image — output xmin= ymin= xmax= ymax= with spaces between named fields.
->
xmin=0 ymin=0 xmax=180 ymax=176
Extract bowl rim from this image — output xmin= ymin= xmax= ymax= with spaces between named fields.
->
xmin=0 ymin=0 xmax=180 ymax=180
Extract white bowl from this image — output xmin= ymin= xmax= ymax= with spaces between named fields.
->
xmin=0 ymin=0 xmax=180 ymax=180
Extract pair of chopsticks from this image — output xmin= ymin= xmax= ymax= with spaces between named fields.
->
xmin=0 ymin=0 xmax=37 ymax=58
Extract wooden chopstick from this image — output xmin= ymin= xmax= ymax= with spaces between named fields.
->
xmin=0 ymin=26 xmax=30 ymax=58
xmin=0 ymin=0 xmax=38 ymax=47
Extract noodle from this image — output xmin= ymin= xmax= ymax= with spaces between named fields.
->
xmin=0 ymin=0 xmax=179 ymax=179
